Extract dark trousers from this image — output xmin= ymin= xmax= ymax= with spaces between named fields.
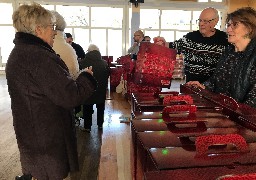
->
xmin=83 ymin=103 xmax=105 ymax=128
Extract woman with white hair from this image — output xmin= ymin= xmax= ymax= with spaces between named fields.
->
xmin=51 ymin=10 xmax=80 ymax=80
xmin=79 ymin=44 xmax=110 ymax=131
xmin=6 ymin=3 xmax=96 ymax=180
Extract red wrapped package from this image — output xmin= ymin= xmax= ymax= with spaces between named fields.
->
xmin=162 ymin=105 xmax=197 ymax=118
xmin=163 ymin=95 xmax=194 ymax=105
xmin=116 ymin=55 xmax=135 ymax=74
xmin=195 ymin=134 xmax=248 ymax=156
xmin=134 ymin=42 xmax=176 ymax=88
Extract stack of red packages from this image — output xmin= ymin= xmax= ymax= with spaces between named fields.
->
xmin=134 ymin=42 xmax=176 ymax=88
xmin=116 ymin=55 xmax=135 ymax=74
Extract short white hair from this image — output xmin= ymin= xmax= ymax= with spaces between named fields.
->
xmin=51 ymin=10 xmax=66 ymax=31
xmin=12 ymin=3 xmax=55 ymax=35
xmin=87 ymin=44 xmax=100 ymax=52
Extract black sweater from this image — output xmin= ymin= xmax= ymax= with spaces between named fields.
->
xmin=169 ymin=29 xmax=229 ymax=83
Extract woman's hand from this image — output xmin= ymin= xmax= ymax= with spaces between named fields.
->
xmin=186 ymin=81 xmax=205 ymax=89
xmin=84 ymin=66 xmax=93 ymax=76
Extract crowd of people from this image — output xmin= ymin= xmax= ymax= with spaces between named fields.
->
xmin=5 ymin=2 xmax=256 ymax=180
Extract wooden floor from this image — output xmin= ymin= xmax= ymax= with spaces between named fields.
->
xmin=0 ymin=74 xmax=184 ymax=180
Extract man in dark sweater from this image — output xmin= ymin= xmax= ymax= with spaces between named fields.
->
xmin=167 ymin=7 xmax=229 ymax=83
xmin=65 ymin=33 xmax=86 ymax=59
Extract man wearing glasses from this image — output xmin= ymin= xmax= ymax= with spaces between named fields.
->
xmin=167 ymin=7 xmax=229 ymax=83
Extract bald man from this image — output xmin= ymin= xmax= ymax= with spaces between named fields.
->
xmin=128 ymin=30 xmax=144 ymax=59
xmin=167 ymin=7 xmax=229 ymax=83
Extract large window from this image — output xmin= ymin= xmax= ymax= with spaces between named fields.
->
xmin=108 ymin=29 xmax=123 ymax=58
xmin=131 ymin=8 xmax=212 ymax=43
xmin=0 ymin=1 xmax=226 ymax=65
xmin=161 ymin=10 xmax=191 ymax=30
xmin=0 ymin=3 xmax=14 ymax=65
xmin=56 ymin=5 xmax=123 ymax=61
xmin=91 ymin=7 xmax=123 ymax=28
xmin=138 ymin=8 xmax=224 ymax=42
xmin=72 ymin=28 xmax=90 ymax=51
xmin=56 ymin=5 xmax=89 ymax=26
xmin=0 ymin=3 xmax=12 ymax=24
xmin=140 ymin=9 xmax=159 ymax=29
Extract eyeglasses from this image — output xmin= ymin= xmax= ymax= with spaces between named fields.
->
xmin=196 ymin=18 xmax=216 ymax=24
xmin=225 ymin=22 xmax=240 ymax=29
xmin=47 ymin=24 xmax=57 ymax=31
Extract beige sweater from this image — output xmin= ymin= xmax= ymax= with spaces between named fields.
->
xmin=53 ymin=31 xmax=80 ymax=80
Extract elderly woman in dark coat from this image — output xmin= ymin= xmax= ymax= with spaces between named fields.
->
xmin=6 ymin=3 xmax=97 ymax=180
xmin=79 ymin=44 xmax=110 ymax=131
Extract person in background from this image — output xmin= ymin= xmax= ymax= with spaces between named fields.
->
xmin=127 ymin=30 xmax=144 ymax=59
xmin=6 ymin=3 xmax=97 ymax=180
xmin=165 ymin=7 xmax=229 ymax=83
xmin=153 ymin=36 xmax=166 ymax=46
xmin=52 ymin=11 xmax=80 ymax=80
xmin=143 ymin=35 xmax=151 ymax=42
xmin=186 ymin=7 xmax=256 ymax=108
xmin=51 ymin=11 xmax=84 ymax=125
xmin=79 ymin=44 xmax=110 ymax=132
xmin=65 ymin=32 xmax=86 ymax=60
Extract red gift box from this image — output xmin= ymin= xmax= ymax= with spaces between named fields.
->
xmin=163 ymin=94 xmax=194 ymax=105
xmin=134 ymin=42 xmax=177 ymax=88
